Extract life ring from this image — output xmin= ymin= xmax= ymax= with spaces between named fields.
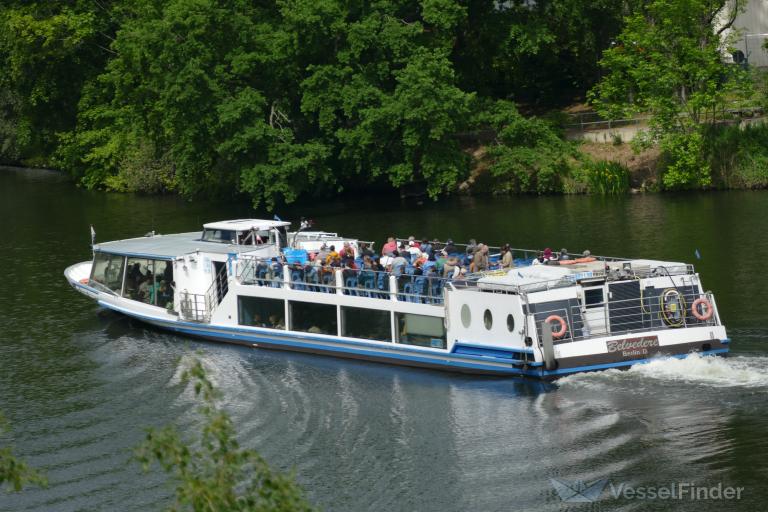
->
xmin=79 ymin=278 xmax=89 ymax=285
xmin=691 ymin=297 xmax=713 ymax=321
xmin=544 ymin=315 xmax=567 ymax=338
xmin=660 ymin=289 xmax=685 ymax=327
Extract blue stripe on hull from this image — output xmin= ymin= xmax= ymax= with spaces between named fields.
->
xmin=95 ymin=300 xmax=729 ymax=380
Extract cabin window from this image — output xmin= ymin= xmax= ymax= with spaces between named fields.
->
xmin=507 ymin=314 xmax=515 ymax=332
xmin=341 ymin=307 xmax=391 ymax=342
xmin=584 ymin=288 xmax=604 ymax=309
xmin=289 ymin=301 xmax=337 ymax=335
xmin=153 ymin=260 xmax=174 ymax=309
xmin=460 ymin=304 xmax=471 ymax=328
xmin=90 ymin=252 xmax=125 ymax=294
xmin=202 ymin=229 xmax=236 ymax=244
xmin=483 ymin=309 xmax=493 ymax=330
xmin=124 ymin=258 xmax=155 ymax=305
xmin=396 ymin=313 xmax=446 ymax=349
xmin=238 ymin=296 xmax=285 ymax=329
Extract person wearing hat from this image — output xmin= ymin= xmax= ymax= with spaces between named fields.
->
xmin=543 ymin=247 xmax=555 ymax=262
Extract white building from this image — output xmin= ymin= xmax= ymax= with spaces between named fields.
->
xmin=721 ymin=0 xmax=768 ymax=67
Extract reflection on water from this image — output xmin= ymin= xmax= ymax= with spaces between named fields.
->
xmin=1 ymin=167 xmax=768 ymax=511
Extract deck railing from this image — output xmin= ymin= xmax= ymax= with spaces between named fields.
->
xmin=235 ymin=256 xmax=451 ymax=305
xmin=532 ymin=290 xmax=719 ymax=345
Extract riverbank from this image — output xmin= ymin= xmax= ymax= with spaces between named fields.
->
xmin=5 ymin=119 xmax=768 ymax=203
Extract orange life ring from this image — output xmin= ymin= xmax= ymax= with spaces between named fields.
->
xmin=79 ymin=278 xmax=89 ymax=285
xmin=544 ymin=315 xmax=567 ymax=338
xmin=691 ymin=297 xmax=713 ymax=321
xmin=558 ymin=259 xmax=577 ymax=265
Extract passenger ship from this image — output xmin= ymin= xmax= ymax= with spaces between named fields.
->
xmin=64 ymin=219 xmax=729 ymax=379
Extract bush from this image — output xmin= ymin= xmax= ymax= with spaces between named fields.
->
xmin=580 ymin=160 xmax=630 ymax=195
xmin=707 ymin=123 xmax=768 ymax=189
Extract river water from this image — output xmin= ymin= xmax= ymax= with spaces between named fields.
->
xmin=1 ymin=166 xmax=767 ymax=511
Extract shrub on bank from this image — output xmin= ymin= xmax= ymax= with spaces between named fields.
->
xmin=707 ymin=123 xmax=768 ymax=189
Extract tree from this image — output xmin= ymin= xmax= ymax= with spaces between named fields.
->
xmin=0 ymin=413 xmax=46 ymax=492
xmin=590 ymin=0 xmax=750 ymax=189
xmin=135 ymin=358 xmax=313 ymax=511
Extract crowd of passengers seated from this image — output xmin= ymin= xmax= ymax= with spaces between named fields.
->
xmin=254 ymin=238 xmax=593 ymax=284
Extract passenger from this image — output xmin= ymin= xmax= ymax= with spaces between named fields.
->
xmin=443 ymin=238 xmax=458 ymax=255
xmin=372 ymin=256 xmax=385 ymax=272
xmin=435 ymin=251 xmax=447 ymax=274
xmin=582 ymin=249 xmax=592 ymax=257
xmin=359 ymin=243 xmax=374 ymax=258
xmin=380 ymin=252 xmax=394 ymax=269
xmin=453 ymin=267 xmax=468 ymax=284
xmin=407 ymin=235 xmax=420 ymax=249
xmin=466 ymin=238 xmax=477 ymax=256
xmin=252 ymin=313 xmax=267 ymax=327
xmin=362 ymin=255 xmax=374 ymax=270
xmin=500 ymin=244 xmax=514 ymax=269
xmin=317 ymin=243 xmax=329 ymax=263
xmin=443 ymin=255 xmax=459 ymax=278
xmin=407 ymin=240 xmax=421 ymax=259
xmin=341 ymin=242 xmax=355 ymax=260
xmin=268 ymin=314 xmax=285 ymax=329
xmin=381 ymin=237 xmax=397 ymax=256
xmin=420 ymin=239 xmax=432 ymax=256
xmin=532 ymin=252 xmax=546 ymax=265
xmin=471 ymin=244 xmax=489 ymax=272
xmin=325 ymin=245 xmax=339 ymax=265
xmin=559 ymin=248 xmax=570 ymax=261
xmin=391 ymin=250 xmax=408 ymax=275
xmin=543 ymin=247 xmax=555 ymax=263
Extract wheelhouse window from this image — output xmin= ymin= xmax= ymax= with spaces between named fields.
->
xmin=237 ymin=229 xmax=273 ymax=246
xmin=396 ymin=313 xmax=446 ymax=349
xmin=341 ymin=306 xmax=391 ymax=342
xmin=90 ymin=252 xmax=125 ymax=294
xmin=238 ymin=296 xmax=285 ymax=329
xmin=289 ymin=301 xmax=337 ymax=335
xmin=202 ymin=229 xmax=236 ymax=244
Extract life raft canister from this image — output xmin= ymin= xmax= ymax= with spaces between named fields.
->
xmin=691 ymin=297 xmax=714 ymax=321
xmin=544 ymin=314 xmax=567 ymax=338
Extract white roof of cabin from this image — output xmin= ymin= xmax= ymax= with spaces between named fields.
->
xmin=203 ymin=219 xmax=291 ymax=231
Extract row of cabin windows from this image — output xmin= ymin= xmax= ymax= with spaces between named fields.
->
xmin=89 ymin=253 xmax=174 ymax=308
xmin=237 ymin=296 xmax=446 ymax=349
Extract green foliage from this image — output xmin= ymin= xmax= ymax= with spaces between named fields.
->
xmin=707 ymin=123 xmax=768 ymax=188
xmin=659 ymin=129 xmax=710 ymax=189
xmin=591 ymin=0 xmax=752 ymax=190
xmin=0 ymin=413 xmax=46 ymax=492
xmin=135 ymin=358 xmax=313 ymax=512
xmin=582 ymin=160 xmax=630 ymax=195
xmin=482 ymin=101 xmax=575 ymax=193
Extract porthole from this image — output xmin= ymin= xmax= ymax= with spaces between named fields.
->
xmin=507 ymin=314 xmax=515 ymax=332
xmin=483 ymin=309 xmax=493 ymax=330
xmin=461 ymin=304 xmax=471 ymax=328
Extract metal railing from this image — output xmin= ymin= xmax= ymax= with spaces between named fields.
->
xmin=179 ymin=291 xmax=212 ymax=323
xmin=235 ymin=256 xmax=450 ymax=305
xmin=531 ymin=290 xmax=719 ymax=344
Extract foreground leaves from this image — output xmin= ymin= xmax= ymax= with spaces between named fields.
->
xmin=135 ymin=359 xmax=313 ymax=512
